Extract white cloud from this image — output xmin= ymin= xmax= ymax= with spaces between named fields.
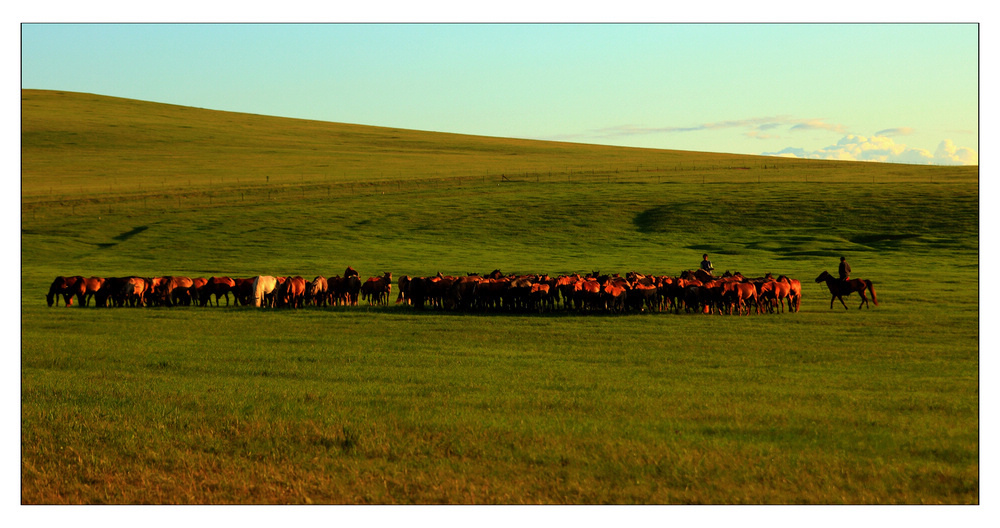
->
xmin=789 ymin=119 xmax=849 ymax=134
xmin=745 ymin=130 xmax=779 ymax=140
xmin=934 ymin=139 xmax=979 ymax=165
xmin=551 ymin=116 xmax=977 ymax=166
xmin=763 ymin=134 xmax=978 ymax=165
xmin=586 ymin=116 xmax=847 ymax=139
xmin=875 ymin=127 xmax=915 ymax=137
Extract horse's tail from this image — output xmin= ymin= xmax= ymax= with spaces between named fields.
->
xmin=865 ymin=280 xmax=879 ymax=306
xmin=252 ymin=277 xmax=263 ymax=307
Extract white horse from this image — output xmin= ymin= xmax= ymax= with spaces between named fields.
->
xmin=251 ymin=275 xmax=278 ymax=307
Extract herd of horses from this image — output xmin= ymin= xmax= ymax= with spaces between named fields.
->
xmin=45 ymin=267 xmax=878 ymax=314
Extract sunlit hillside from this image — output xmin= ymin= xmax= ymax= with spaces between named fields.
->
xmin=21 ymin=89 xmax=976 ymax=204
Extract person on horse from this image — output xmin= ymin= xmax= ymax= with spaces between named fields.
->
xmin=700 ymin=254 xmax=715 ymax=275
xmin=838 ymin=256 xmax=851 ymax=288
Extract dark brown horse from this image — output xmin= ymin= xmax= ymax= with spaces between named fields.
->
xmin=201 ymin=276 xmax=237 ymax=306
xmin=360 ymin=272 xmax=393 ymax=306
xmin=46 ymin=275 xmax=86 ymax=307
xmin=815 ymin=271 xmax=878 ymax=309
xmin=680 ymin=269 xmax=715 ymax=283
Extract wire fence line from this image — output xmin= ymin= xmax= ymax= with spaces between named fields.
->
xmin=21 ymin=161 xmax=973 ymax=220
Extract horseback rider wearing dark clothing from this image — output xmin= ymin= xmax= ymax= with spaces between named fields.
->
xmin=700 ymin=254 xmax=714 ymax=275
xmin=838 ymin=257 xmax=851 ymax=288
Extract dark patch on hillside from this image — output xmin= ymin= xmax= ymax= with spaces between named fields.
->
xmin=634 ymin=204 xmax=704 ymax=234
xmin=93 ymin=225 xmax=150 ymax=250
xmin=113 ymin=225 xmax=149 ymax=242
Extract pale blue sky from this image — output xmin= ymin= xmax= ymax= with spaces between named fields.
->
xmin=21 ymin=22 xmax=979 ymax=164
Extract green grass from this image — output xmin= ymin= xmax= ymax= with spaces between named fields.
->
xmin=20 ymin=90 xmax=979 ymax=504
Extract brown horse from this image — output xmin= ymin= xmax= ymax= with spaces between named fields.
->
xmin=777 ymin=275 xmax=802 ymax=312
xmin=361 ymin=272 xmax=393 ymax=306
xmin=46 ymin=275 xmax=86 ymax=307
xmin=201 ymin=277 xmax=237 ymax=306
xmin=277 ymin=276 xmax=307 ymax=308
xmin=815 ymin=271 xmax=878 ymax=309
xmin=158 ymin=276 xmax=195 ymax=306
xmin=601 ymin=280 xmax=628 ymax=313
xmin=232 ymin=277 xmax=255 ymax=306
xmin=722 ymin=281 xmax=759 ymax=315
xmin=759 ymin=279 xmax=792 ymax=313
xmin=681 ymin=269 xmax=715 ymax=283
xmin=83 ymin=277 xmax=106 ymax=307
xmin=395 ymin=275 xmax=411 ymax=305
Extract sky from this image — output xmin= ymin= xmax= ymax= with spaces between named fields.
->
xmin=19 ymin=14 xmax=980 ymax=166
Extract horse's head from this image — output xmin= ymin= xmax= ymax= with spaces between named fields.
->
xmin=815 ymin=271 xmax=831 ymax=283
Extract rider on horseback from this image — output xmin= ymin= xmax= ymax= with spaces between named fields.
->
xmin=838 ymin=257 xmax=851 ymax=288
xmin=700 ymin=254 xmax=714 ymax=275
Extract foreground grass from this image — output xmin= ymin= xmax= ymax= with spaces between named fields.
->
xmin=21 ymin=301 xmax=978 ymax=504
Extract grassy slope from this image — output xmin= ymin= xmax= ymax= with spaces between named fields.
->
xmin=20 ymin=90 xmax=979 ymax=504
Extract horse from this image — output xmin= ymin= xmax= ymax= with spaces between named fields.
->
xmin=681 ymin=268 xmax=715 ymax=283
xmin=191 ymin=278 xmax=207 ymax=304
xmin=82 ymin=277 xmax=105 ymax=307
xmin=46 ymin=276 xmax=86 ymax=307
xmin=395 ymin=275 xmax=411 ymax=305
xmin=343 ymin=274 xmax=362 ymax=306
xmin=628 ymin=279 xmax=659 ymax=313
xmin=276 ymin=276 xmax=306 ymax=308
xmin=815 ymin=271 xmax=878 ymax=309
xmin=146 ymin=277 xmax=169 ymax=306
xmin=474 ymin=277 xmax=508 ymax=311
xmin=721 ymin=281 xmax=759 ymax=315
xmin=601 ymin=280 xmax=628 ymax=313
xmin=94 ymin=276 xmax=123 ymax=307
xmin=777 ymin=275 xmax=802 ymax=312
xmin=201 ymin=276 xmax=237 ymax=306
xmin=573 ymin=278 xmax=602 ymax=311
xmin=251 ymin=275 xmax=278 ymax=307
xmin=449 ymin=275 xmax=481 ymax=311
xmin=305 ymin=276 xmax=328 ymax=306
xmin=529 ymin=282 xmax=553 ymax=313
xmin=232 ymin=278 xmax=255 ymax=306
xmin=550 ymin=275 xmax=573 ymax=309
xmin=158 ymin=276 xmax=195 ymax=306
xmin=759 ymin=279 xmax=792 ymax=313
xmin=122 ymin=277 xmax=149 ymax=307
xmin=360 ymin=272 xmax=393 ymax=306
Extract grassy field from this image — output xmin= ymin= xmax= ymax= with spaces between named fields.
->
xmin=19 ymin=90 xmax=979 ymax=505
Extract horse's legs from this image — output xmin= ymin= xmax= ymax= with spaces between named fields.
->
xmin=833 ymin=293 xmax=849 ymax=310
